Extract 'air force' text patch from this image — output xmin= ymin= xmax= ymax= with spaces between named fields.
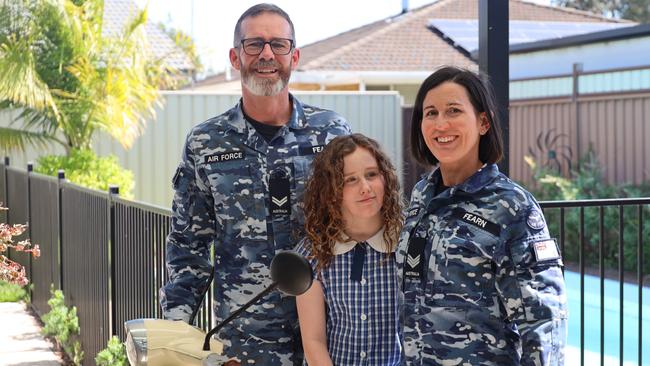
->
xmin=204 ymin=151 xmax=245 ymax=164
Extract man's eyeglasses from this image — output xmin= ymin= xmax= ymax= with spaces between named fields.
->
xmin=240 ymin=38 xmax=294 ymax=56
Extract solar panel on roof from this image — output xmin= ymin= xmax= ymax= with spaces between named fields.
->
xmin=428 ymin=19 xmax=634 ymax=54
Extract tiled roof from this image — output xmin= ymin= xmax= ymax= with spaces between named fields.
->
xmin=191 ymin=0 xmax=629 ymax=87
xmin=297 ymin=0 xmax=628 ymax=72
xmin=103 ymin=0 xmax=194 ymax=71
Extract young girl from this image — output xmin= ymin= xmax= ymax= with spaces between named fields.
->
xmin=295 ymin=133 xmax=403 ymax=365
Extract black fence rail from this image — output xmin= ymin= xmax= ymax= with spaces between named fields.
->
xmin=29 ymin=172 xmax=60 ymax=317
xmin=0 ymin=160 xmax=215 ymax=366
xmin=61 ymin=182 xmax=111 ymax=365
xmin=6 ymin=166 xmax=30 ymax=280
xmin=112 ymin=198 xmax=169 ymax=340
xmin=0 ymin=157 xmax=7 ymax=223
xmin=1 ymin=159 xmax=648 ymax=365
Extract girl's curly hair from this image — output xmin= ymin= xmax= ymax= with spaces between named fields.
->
xmin=303 ymin=133 xmax=403 ymax=272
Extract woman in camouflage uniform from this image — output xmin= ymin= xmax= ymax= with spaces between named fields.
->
xmin=398 ymin=67 xmax=567 ymax=365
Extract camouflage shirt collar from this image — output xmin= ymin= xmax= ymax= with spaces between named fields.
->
xmin=333 ymin=227 xmax=393 ymax=255
xmin=229 ymin=93 xmax=307 ymax=133
xmin=287 ymin=94 xmax=308 ymax=129
xmin=428 ymin=163 xmax=500 ymax=194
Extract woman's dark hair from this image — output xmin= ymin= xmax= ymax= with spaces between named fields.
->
xmin=410 ymin=66 xmax=504 ymax=166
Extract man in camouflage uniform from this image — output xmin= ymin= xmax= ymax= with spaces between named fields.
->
xmin=159 ymin=4 xmax=350 ymax=365
xmin=397 ymin=164 xmax=568 ymax=365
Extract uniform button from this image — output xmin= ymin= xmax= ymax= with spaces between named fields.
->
xmin=360 ymin=351 xmax=366 ymax=358
xmin=360 ymin=278 xmax=367 ymax=285
xmin=360 ymin=314 xmax=367 ymax=321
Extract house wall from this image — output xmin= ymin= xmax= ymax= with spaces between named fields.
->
xmin=365 ymin=84 xmax=420 ymax=106
xmin=510 ymin=67 xmax=650 ymax=100
xmin=1 ymin=91 xmax=403 ymax=207
xmin=510 ymin=36 xmax=650 ymax=79
xmin=390 ymin=84 xmax=421 ymax=106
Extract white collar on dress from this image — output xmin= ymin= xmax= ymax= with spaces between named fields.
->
xmin=332 ymin=227 xmax=394 ymax=255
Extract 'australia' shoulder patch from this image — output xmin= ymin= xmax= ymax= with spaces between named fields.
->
xmin=204 ymin=150 xmax=245 ymax=163
xmin=527 ymin=209 xmax=545 ymax=230
xmin=532 ymin=238 xmax=560 ymax=262
xmin=452 ymin=209 xmax=501 ymax=236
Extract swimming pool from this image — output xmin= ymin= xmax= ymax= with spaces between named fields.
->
xmin=565 ymin=270 xmax=650 ymax=365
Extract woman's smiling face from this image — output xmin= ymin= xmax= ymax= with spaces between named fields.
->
xmin=420 ymin=81 xmax=488 ymax=173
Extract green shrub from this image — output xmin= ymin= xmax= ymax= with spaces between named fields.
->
xmin=42 ymin=287 xmax=84 ymax=365
xmin=95 ymin=335 xmax=128 ymax=366
xmin=35 ymin=149 xmax=134 ymax=199
xmin=0 ymin=280 xmax=27 ymax=302
xmin=524 ymin=149 xmax=650 ymax=274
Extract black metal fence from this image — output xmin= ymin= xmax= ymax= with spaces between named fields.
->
xmin=29 ymin=172 xmax=60 ymax=317
xmin=540 ymin=198 xmax=649 ymax=366
xmin=0 ymin=159 xmax=213 ymax=366
xmin=0 ymin=158 xmax=6 ymax=223
xmin=6 ymin=166 xmax=30 ymax=280
xmin=113 ymin=199 xmax=166 ymax=339
xmin=60 ymin=183 xmax=111 ymax=363
xmin=1 ymin=159 xmax=648 ymax=365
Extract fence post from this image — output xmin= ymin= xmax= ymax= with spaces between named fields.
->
xmin=572 ymin=62 xmax=583 ymax=171
xmin=2 ymin=157 xmax=8 ymax=226
xmin=57 ymin=170 xmax=65 ymax=292
xmin=26 ymin=162 xmax=33 ymax=297
xmin=108 ymin=185 xmax=119 ymax=337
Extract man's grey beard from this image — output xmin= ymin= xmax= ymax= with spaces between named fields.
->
xmin=241 ymin=61 xmax=291 ymax=96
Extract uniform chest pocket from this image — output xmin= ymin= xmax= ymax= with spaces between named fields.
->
xmin=427 ymin=223 xmax=499 ymax=308
xmin=292 ymin=156 xmax=312 ymax=189
xmin=203 ymin=160 xmax=260 ymax=227
xmin=290 ymin=156 xmax=314 ymax=222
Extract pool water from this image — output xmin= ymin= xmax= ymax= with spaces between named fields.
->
xmin=565 ymin=270 xmax=650 ymax=365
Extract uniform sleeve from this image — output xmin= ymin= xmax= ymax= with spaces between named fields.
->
xmin=328 ymin=112 xmax=352 ymax=136
xmin=339 ymin=116 xmax=352 ymax=134
xmin=495 ymin=201 xmax=568 ymax=366
xmin=159 ymin=138 xmax=216 ymax=323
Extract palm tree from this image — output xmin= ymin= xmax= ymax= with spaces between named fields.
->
xmin=0 ymin=0 xmax=165 ymax=154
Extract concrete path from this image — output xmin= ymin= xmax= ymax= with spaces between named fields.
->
xmin=0 ymin=302 xmax=63 ymax=365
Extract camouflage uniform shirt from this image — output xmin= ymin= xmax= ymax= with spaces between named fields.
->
xmin=160 ymin=95 xmax=351 ymax=365
xmin=397 ymin=164 xmax=568 ymax=365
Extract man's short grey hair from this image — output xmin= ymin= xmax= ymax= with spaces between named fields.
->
xmin=233 ymin=3 xmax=296 ymax=47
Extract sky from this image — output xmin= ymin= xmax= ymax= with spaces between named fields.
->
xmin=134 ymin=0 xmax=551 ymax=76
